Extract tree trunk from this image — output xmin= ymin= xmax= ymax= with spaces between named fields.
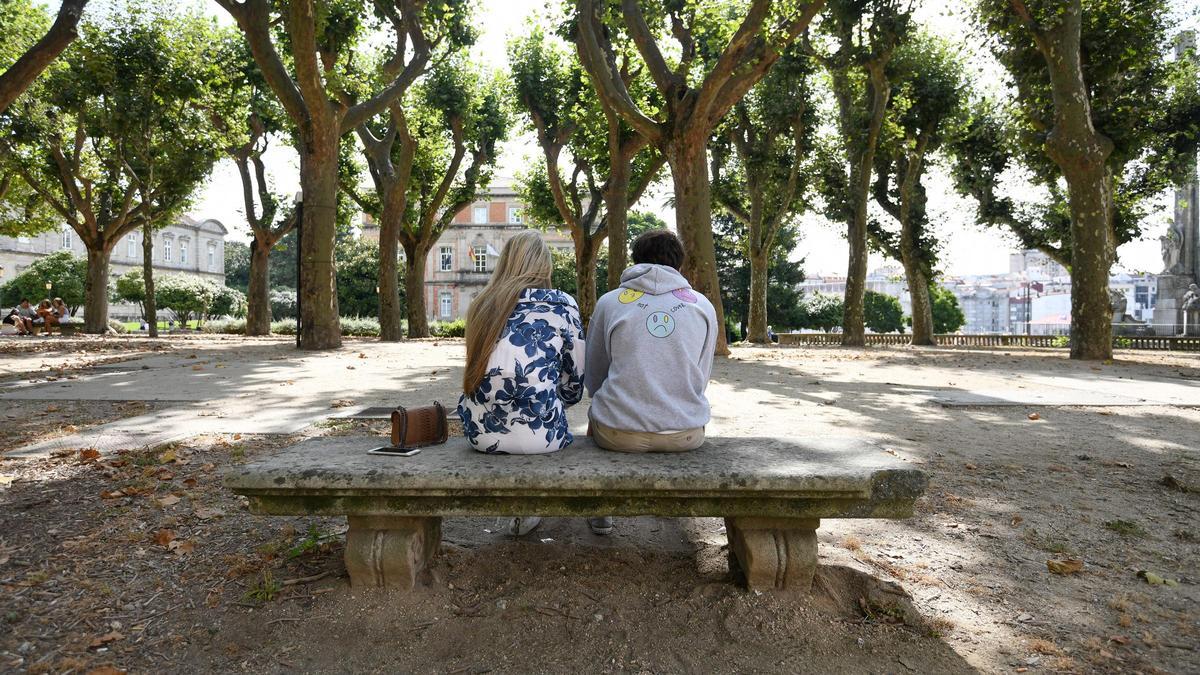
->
xmin=667 ymin=142 xmax=728 ymax=356
xmin=403 ymin=241 xmax=430 ymax=338
xmin=297 ymin=137 xmax=342 ymax=350
xmin=1062 ymin=162 xmax=1114 ymax=360
xmin=83 ymin=245 xmax=112 ymax=334
xmin=377 ymin=191 xmax=405 ymax=342
xmin=575 ymin=238 xmax=600 ymax=326
xmin=841 ymin=65 xmax=890 ymax=348
xmin=747 ymin=246 xmax=770 ymax=344
xmin=1036 ymin=10 xmax=1115 ymax=361
xmin=246 ymin=236 xmax=272 ymax=336
xmin=903 ymin=258 xmax=934 ymax=346
xmin=605 ymin=154 xmax=632 ymax=289
xmin=142 ymin=222 xmax=157 ymax=337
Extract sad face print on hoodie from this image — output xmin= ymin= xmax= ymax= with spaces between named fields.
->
xmin=584 ymin=264 xmax=718 ymax=433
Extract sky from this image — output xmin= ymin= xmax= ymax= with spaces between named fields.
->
xmin=182 ymin=0 xmax=1197 ymax=278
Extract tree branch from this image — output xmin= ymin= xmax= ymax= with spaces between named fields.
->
xmin=575 ymin=0 xmax=662 ymax=143
xmin=0 ymin=0 xmax=87 ymax=114
xmin=215 ymin=0 xmax=309 ymax=125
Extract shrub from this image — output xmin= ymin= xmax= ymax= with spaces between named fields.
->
xmin=796 ymin=293 xmax=843 ymax=332
xmin=864 ymin=291 xmax=904 ymax=333
xmin=0 ymin=251 xmax=88 ymax=312
xmin=340 ymin=316 xmax=381 ymax=337
xmin=207 ymin=285 xmax=247 ymax=321
xmin=930 ymin=286 xmax=966 ymax=333
xmin=113 ymin=269 xmax=148 ymax=320
xmin=269 ymin=289 xmax=297 ymax=320
xmin=155 ymin=274 xmax=215 ymax=326
xmin=430 ymin=318 xmax=466 ymax=338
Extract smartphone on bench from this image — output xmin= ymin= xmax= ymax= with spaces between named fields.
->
xmin=367 ymin=446 xmax=422 ymax=457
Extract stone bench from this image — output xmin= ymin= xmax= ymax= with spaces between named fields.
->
xmin=224 ymin=436 xmax=926 ymax=592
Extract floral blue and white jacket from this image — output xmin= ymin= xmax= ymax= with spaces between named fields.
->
xmin=458 ymin=288 xmax=585 ymax=455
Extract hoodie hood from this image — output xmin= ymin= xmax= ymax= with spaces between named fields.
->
xmin=618 ymin=264 xmax=691 ymax=295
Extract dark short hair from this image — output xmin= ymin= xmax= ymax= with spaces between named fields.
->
xmin=20 ymin=298 xmax=29 ymax=304
xmin=631 ymin=229 xmax=685 ymax=270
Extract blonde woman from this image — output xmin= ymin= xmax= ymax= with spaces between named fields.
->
xmin=458 ymin=230 xmax=585 ymax=458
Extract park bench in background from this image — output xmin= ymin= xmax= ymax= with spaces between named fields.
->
xmin=225 ymin=437 xmax=927 ymax=592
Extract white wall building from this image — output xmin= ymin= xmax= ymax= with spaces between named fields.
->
xmin=0 ymin=215 xmax=227 ymax=320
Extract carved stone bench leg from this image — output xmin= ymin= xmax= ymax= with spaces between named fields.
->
xmin=344 ymin=516 xmax=441 ymax=589
xmin=725 ymin=517 xmax=819 ymax=592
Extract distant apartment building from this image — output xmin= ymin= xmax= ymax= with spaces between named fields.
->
xmin=0 ymin=215 xmax=227 ymax=319
xmin=1009 ymin=249 xmax=1069 ymax=280
xmin=361 ymin=181 xmax=572 ymax=322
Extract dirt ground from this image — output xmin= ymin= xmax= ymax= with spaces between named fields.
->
xmin=0 ymin=341 xmax=1197 ymax=674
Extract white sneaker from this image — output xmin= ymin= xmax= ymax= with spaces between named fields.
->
xmin=503 ymin=516 xmax=542 ymax=537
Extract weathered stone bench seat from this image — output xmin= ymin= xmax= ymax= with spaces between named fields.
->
xmin=225 ymin=436 xmax=926 ymax=592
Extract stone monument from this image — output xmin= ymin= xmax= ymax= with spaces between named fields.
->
xmin=1153 ymin=32 xmax=1199 ymax=335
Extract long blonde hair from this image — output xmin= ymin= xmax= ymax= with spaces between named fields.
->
xmin=462 ymin=230 xmax=553 ymax=394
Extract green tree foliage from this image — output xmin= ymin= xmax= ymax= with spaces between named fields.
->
xmin=224 ymin=241 xmax=252 ymax=293
xmin=864 ymin=290 xmax=904 ymax=333
xmin=930 ymin=285 xmax=965 ymax=334
xmin=0 ymin=250 xmax=86 ymax=311
xmin=711 ymin=45 xmax=817 ymax=343
xmin=870 ymin=33 xmax=967 ymax=346
xmin=0 ymin=3 xmax=231 ymax=332
xmin=713 ymin=215 xmax=806 ymax=333
xmin=113 ymin=269 xmax=148 ymax=321
xmin=335 ymin=237 xmax=389 ymax=320
xmin=796 ymin=294 xmax=844 ymax=332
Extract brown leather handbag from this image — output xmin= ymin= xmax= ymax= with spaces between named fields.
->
xmin=390 ymin=402 xmax=449 ymax=449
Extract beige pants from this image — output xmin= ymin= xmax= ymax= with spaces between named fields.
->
xmin=591 ymin=419 xmax=705 ymax=453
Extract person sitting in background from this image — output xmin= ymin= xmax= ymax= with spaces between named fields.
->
xmin=51 ymin=298 xmax=73 ymax=325
xmin=15 ymin=299 xmax=36 ymax=333
xmin=30 ymin=299 xmax=52 ymax=334
xmin=3 ymin=307 xmax=30 ymax=335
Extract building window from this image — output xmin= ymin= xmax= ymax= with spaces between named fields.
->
xmin=508 ymin=206 xmax=522 ymax=224
xmin=163 ymin=236 xmax=173 ymax=262
xmin=439 ymin=291 xmax=453 ymax=319
xmin=179 ymin=240 xmax=188 ymax=265
xmin=61 ymin=227 xmax=72 ymax=250
xmin=207 ymin=243 xmax=217 ymax=271
xmin=439 ymin=245 xmax=453 ymax=272
xmin=127 ymin=233 xmax=137 ymax=258
xmin=473 ymin=245 xmax=487 ymax=273
xmin=472 ymin=205 xmax=488 ymax=225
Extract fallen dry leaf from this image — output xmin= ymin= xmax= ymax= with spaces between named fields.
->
xmin=159 ymin=449 xmax=177 ymax=464
xmin=79 ymin=448 xmax=101 ymax=462
xmin=1047 ymin=558 xmax=1084 ymax=575
xmin=85 ymin=667 xmax=127 ymax=675
xmin=157 ymin=469 xmax=175 ymax=481
xmin=1108 ymin=635 xmax=1130 ymax=645
xmin=330 ymin=399 xmax=355 ymax=409
xmin=191 ymin=365 xmax=205 ymax=371
xmin=1010 ymin=515 xmax=1024 ymax=526
xmin=193 ymin=507 xmax=223 ymax=520
xmin=168 ymin=539 xmax=195 ymax=556
xmin=182 ymin=477 xmax=198 ymax=488
xmin=153 ymin=529 xmax=177 ymax=546
xmin=89 ymin=631 xmax=124 ymax=649
xmin=1027 ymin=412 xmax=1041 ymax=421
xmin=99 ymin=489 xmax=125 ymax=499
xmin=155 ymin=494 xmax=181 ymax=507
xmin=232 ymin=434 xmax=242 ymax=441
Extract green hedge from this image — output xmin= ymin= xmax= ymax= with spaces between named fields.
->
xmin=203 ymin=316 xmax=383 ymax=337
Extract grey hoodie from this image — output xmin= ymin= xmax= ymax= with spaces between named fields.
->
xmin=585 ymin=264 xmax=718 ymax=432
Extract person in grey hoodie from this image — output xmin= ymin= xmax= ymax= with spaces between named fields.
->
xmin=581 ymin=230 xmax=718 ymax=534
